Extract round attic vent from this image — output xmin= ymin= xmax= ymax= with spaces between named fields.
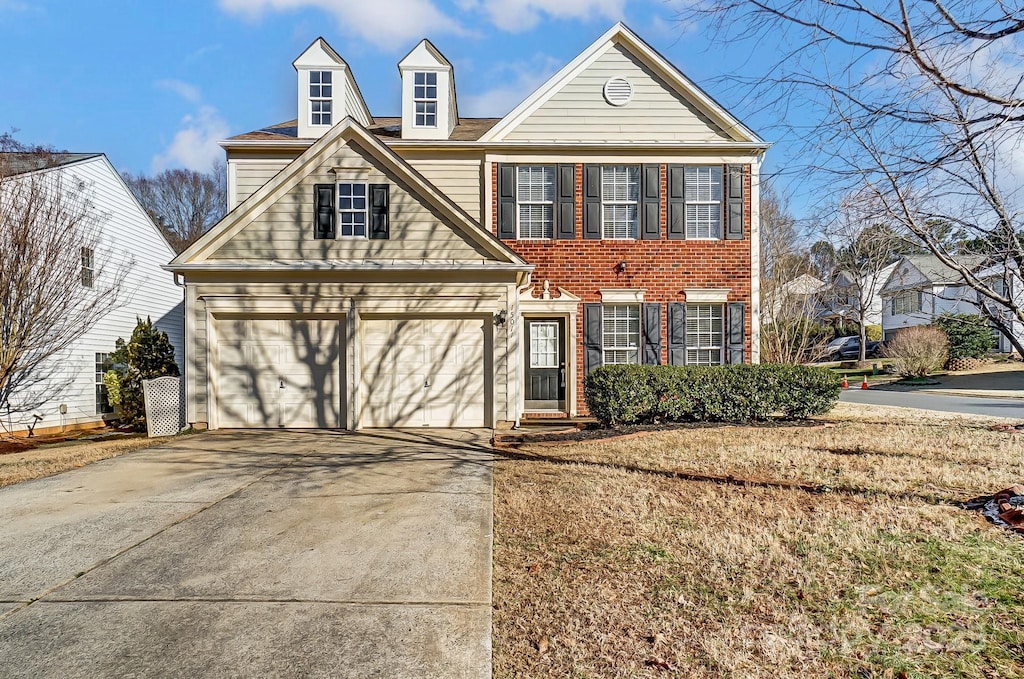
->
xmin=603 ymin=77 xmax=633 ymax=106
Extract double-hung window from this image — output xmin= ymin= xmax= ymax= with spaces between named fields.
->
xmin=685 ymin=166 xmax=723 ymax=239
xmin=337 ymin=183 xmax=367 ymax=237
xmin=95 ymin=353 xmax=114 ymax=415
xmin=81 ymin=247 xmax=94 ymax=287
xmin=893 ymin=290 xmax=920 ymax=315
xmin=602 ymin=304 xmax=640 ymax=364
xmin=414 ymin=72 xmax=437 ymax=127
xmin=685 ymin=303 xmax=724 ymax=365
xmin=516 ymin=166 xmax=554 ymax=239
xmin=310 ymin=71 xmax=332 ymax=126
xmin=601 ymin=165 xmax=640 ymax=239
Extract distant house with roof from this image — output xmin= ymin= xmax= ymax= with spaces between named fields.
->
xmin=2 ymin=152 xmax=184 ymax=434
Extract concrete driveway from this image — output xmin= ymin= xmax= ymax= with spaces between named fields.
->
xmin=0 ymin=429 xmax=494 ymax=678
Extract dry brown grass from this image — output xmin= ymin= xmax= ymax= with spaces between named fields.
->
xmin=493 ymin=403 xmax=1024 ymax=678
xmin=0 ymin=435 xmax=173 ymax=487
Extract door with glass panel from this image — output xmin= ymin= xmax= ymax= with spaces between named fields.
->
xmin=524 ymin=318 xmax=565 ymax=411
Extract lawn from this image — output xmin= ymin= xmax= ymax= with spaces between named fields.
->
xmin=492 ymin=403 xmax=1024 ymax=678
xmin=0 ymin=434 xmax=174 ymax=488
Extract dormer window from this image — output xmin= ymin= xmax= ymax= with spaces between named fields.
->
xmin=413 ymin=72 xmax=437 ymax=127
xmin=310 ymin=71 xmax=333 ymax=126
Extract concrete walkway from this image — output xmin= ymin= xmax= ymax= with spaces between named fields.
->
xmin=0 ymin=429 xmax=494 ymax=678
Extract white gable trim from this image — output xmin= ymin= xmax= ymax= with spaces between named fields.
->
xmin=481 ymin=22 xmax=764 ymax=145
xmin=170 ymin=118 xmax=527 ymax=268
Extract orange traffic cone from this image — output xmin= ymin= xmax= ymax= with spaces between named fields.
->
xmin=861 ymin=375 xmax=869 ymax=390
xmin=842 ymin=376 xmax=849 ymax=389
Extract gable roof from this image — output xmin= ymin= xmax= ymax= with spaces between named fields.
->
xmin=170 ymin=117 xmax=529 ymax=270
xmin=398 ymin=38 xmax=452 ymax=70
xmin=883 ymin=254 xmax=989 ymax=290
xmin=1 ymin=152 xmax=102 ymax=176
xmin=225 ymin=117 xmax=500 ymax=144
xmin=292 ymin=37 xmax=374 ymax=127
xmin=480 ymin=22 xmax=766 ymax=145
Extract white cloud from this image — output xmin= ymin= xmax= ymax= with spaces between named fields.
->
xmin=152 ymin=106 xmax=230 ymax=172
xmin=156 ymin=79 xmax=202 ymax=104
xmin=460 ymin=0 xmax=627 ymax=32
xmin=218 ymin=0 xmax=464 ymax=51
xmin=460 ymin=55 xmax=562 ymax=116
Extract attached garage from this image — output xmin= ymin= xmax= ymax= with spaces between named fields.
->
xmin=360 ymin=317 xmax=487 ymax=428
xmin=215 ymin=317 xmax=345 ymax=428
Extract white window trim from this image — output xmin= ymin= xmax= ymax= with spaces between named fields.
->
xmin=309 ymin=70 xmax=333 ymax=127
xmin=413 ymin=71 xmax=438 ymax=129
xmin=600 ymin=288 xmax=645 ymax=303
xmin=684 ymin=165 xmax=723 ymax=240
xmin=601 ymin=165 xmax=640 ymax=240
xmin=337 ymin=182 xmax=368 ymax=239
xmin=683 ymin=288 xmax=730 ymax=304
xmin=602 ymin=304 xmax=641 ymax=365
xmin=516 ymin=165 xmax=555 ymax=240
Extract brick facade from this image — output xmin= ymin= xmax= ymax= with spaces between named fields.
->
xmin=493 ymin=163 xmax=754 ymax=414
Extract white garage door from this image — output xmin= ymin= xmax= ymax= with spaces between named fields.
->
xmin=216 ymin=318 xmax=344 ymax=428
xmin=361 ymin=318 xmax=486 ymax=427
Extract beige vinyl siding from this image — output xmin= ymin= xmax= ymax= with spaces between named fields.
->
xmin=505 ymin=44 xmax=732 ymax=143
xmin=192 ymin=295 xmax=208 ymax=424
xmin=211 ymin=142 xmax=491 ymax=261
xmin=234 ymin=160 xmax=290 ymax=206
xmin=344 ymin=71 xmax=371 ymax=126
xmin=405 ymin=158 xmax=483 ymax=220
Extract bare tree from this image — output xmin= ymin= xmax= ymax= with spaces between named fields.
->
xmin=0 ymin=136 xmax=131 ymax=430
xmin=683 ymin=0 xmax=1024 ymax=354
xmin=760 ymin=185 xmax=829 ymax=363
xmin=122 ymin=164 xmax=226 ymax=253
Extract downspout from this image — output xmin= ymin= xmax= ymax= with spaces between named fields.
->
xmin=513 ymin=272 xmax=533 ymax=429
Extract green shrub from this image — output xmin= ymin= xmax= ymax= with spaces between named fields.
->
xmin=865 ymin=324 xmax=883 ymax=342
xmin=933 ymin=313 xmax=993 ymax=359
xmin=583 ymin=364 xmax=842 ymax=426
xmin=108 ymin=317 xmax=180 ymax=429
xmin=882 ymin=326 xmax=949 ymax=376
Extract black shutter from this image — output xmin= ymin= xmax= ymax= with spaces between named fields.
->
xmin=891 ymin=296 xmax=896 ymax=315
xmin=667 ymin=165 xmax=685 ymax=240
xmin=918 ymin=290 xmax=924 ymax=313
xmin=556 ymin=164 xmax=576 ymax=239
xmin=727 ymin=302 xmax=746 ymax=364
xmin=368 ymin=184 xmax=389 ymax=240
xmin=498 ymin=163 xmax=516 ymax=239
xmin=668 ymin=302 xmax=687 ymax=365
xmin=725 ymin=164 xmax=744 ymax=240
xmin=584 ymin=303 xmax=603 ymax=374
xmin=313 ymin=184 xmax=335 ymax=239
xmin=642 ymin=303 xmax=662 ymax=364
xmin=641 ymin=164 xmax=661 ymax=240
xmin=583 ymin=164 xmax=602 ymax=240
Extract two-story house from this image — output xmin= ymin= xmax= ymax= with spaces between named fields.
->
xmin=168 ymin=23 xmax=767 ymax=430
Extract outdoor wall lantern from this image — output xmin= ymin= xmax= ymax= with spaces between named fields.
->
xmin=493 ymin=309 xmax=507 ymax=327
xmin=617 ymin=260 xmax=628 ymax=273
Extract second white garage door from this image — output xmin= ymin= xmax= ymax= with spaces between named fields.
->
xmin=361 ymin=318 xmax=486 ymax=427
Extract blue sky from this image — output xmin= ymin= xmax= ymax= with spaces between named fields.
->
xmin=0 ymin=0 xmax=799 ymax=206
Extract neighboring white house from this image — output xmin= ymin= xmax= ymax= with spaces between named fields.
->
xmin=818 ymin=263 xmax=898 ymax=328
xmin=880 ymin=254 xmax=1023 ymax=352
xmin=3 ymin=153 xmax=184 ymax=434
xmin=763 ymin=273 xmax=826 ymax=324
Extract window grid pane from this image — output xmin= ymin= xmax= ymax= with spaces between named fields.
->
xmin=337 ymin=183 xmax=367 ymax=237
xmin=413 ymin=72 xmax=438 ymax=127
xmin=685 ymin=304 xmax=724 ymax=366
xmin=310 ymin=71 xmax=333 ymax=126
xmin=517 ymin=166 xmax=554 ymax=239
xmin=603 ymin=305 xmax=640 ymax=365
xmin=601 ymin=166 xmax=639 ymax=239
xmin=95 ymin=352 xmax=114 ymax=415
xmin=684 ymin=166 xmax=722 ymax=239
xmin=530 ymin=322 xmax=558 ymax=368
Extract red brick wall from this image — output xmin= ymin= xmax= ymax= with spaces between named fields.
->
xmin=493 ymin=163 xmax=753 ymax=414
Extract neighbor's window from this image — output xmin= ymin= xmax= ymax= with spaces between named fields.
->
xmin=685 ymin=303 xmax=724 ymax=365
xmin=81 ymin=247 xmax=94 ymax=287
xmin=516 ymin=165 xmax=555 ymax=239
xmin=310 ymin=71 xmax=333 ymax=126
xmin=684 ymin=166 xmax=723 ymax=239
xmin=337 ymin=183 xmax=367 ymax=237
xmin=601 ymin=165 xmax=640 ymax=239
xmin=95 ymin=352 xmax=114 ymax=415
xmin=602 ymin=304 xmax=640 ymax=364
xmin=893 ymin=290 xmax=920 ymax=315
xmin=414 ymin=71 xmax=437 ymax=127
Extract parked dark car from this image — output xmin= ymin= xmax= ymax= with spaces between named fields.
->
xmin=825 ymin=335 xmax=882 ymax=360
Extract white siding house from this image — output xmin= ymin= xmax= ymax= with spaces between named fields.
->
xmin=4 ymin=154 xmax=184 ymax=434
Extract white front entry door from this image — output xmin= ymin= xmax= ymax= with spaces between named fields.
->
xmin=361 ymin=318 xmax=486 ymax=427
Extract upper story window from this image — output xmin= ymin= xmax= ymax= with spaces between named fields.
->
xmin=685 ymin=303 xmax=724 ymax=365
xmin=413 ymin=71 xmax=438 ymax=127
xmin=81 ymin=247 xmax=94 ymax=287
xmin=602 ymin=304 xmax=640 ymax=364
xmin=337 ymin=183 xmax=367 ymax=238
xmin=310 ymin=71 xmax=333 ymax=126
xmin=892 ymin=290 xmax=921 ymax=315
xmin=601 ymin=165 xmax=640 ymax=239
xmin=517 ymin=166 xmax=555 ymax=239
xmin=685 ymin=166 xmax=723 ymax=239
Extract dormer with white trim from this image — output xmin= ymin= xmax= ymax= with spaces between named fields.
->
xmin=294 ymin=38 xmax=373 ymax=139
xmin=398 ymin=39 xmax=458 ymax=140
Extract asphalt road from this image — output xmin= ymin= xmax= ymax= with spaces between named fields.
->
xmin=840 ymin=388 xmax=1024 ymax=419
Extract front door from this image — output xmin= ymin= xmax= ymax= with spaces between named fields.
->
xmin=525 ymin=318 xmax=565 ymax=411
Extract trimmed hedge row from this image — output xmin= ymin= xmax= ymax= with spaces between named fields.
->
xmin=583 ymin=364 xmax=842 ymax=425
